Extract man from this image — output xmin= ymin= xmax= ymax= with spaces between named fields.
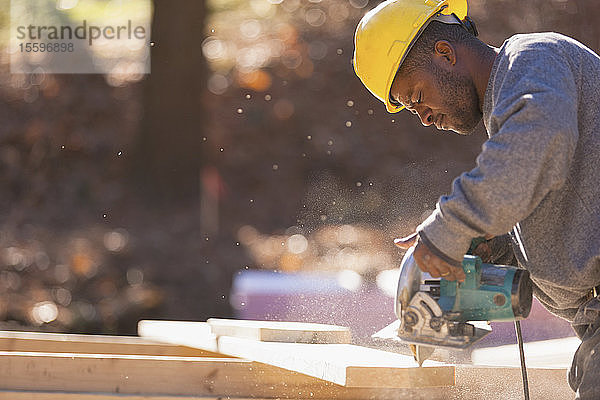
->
xmin=353 ymin=0 xmax=600 ymax=398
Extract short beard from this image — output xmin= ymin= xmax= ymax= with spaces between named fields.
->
xmin=431 ymin=63 xmax=481 ymax=135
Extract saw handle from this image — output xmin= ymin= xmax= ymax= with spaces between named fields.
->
xmin=459 ymin=255 xmax=481 ymax=290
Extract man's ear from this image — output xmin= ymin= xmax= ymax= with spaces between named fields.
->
xmin=433 ymin=40 xmax=456 ymax=66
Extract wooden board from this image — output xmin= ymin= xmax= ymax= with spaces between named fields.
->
xmin=0 ymin=351 xmax=449 ymax=399
xmin=0 ymin=351 xmax=307 ymax=396
xmin=0 ymin=345 xmax=573 ymax=399
xmin=217 ymin=335 xmax=453 ymax=388
xmin=454 ymin=365 xmax=573 ymax=400
xmin=137 ymin=320 xmax=218 ymax=353
xmin=0 ymin=330 xmax=223 ymax=357
xmin=138 ymin=320 xmax=454 ymax=389
xmin=0 ymin=393 xmax=264 ymax=400
xmin=471 ymin=336 xmax=580 ymax=368
xmin=0 ymin=352 xmax=574 ymax=400
xmin=207 ymin=318 xmax=352 ymax=344
xmin=137 ymin=319 xmax=574 ymax=398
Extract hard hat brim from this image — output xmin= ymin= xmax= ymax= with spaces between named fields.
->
xmin=383 ymin=0 xmax=468 ymax=114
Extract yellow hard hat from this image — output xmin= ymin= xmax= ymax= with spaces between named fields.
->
xmin=353 ymin=0 xmax=468 ymax=113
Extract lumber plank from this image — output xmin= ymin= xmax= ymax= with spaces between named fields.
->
xmin=0 ymin=392 xmax=300 ymax=400
xmin=454 ymin=365 xmax=573 ymax=400
xmin=0 ymin=351 xmax=573 ymax=399
xmin=0 ymin=330 xmax=224 ymax=357
xmin=0 ymin=393 xmax=231 ymax=400
xmin=137 ymin=320 xmax=218 ymax=353
xmin=0 ymin=392 xmax=301 ymax=400
xmin=470 ymin=336 xmax=580 ymax=368
xmin=137 ymin=319 xmax=574 ymax=397
xmin=207 ymin=318 xmax=351 ymax=344
xmin=137 ymin=321 xmax=454 ymax=388
xmin=217 ymin=335 xmax=454 ymax=388
xmin=0 ymin=351 xmax=302 ymax=396
xmin=0 ymin=351 xmax=449 ymax=399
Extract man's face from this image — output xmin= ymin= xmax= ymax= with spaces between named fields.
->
xmin=390 ymin=61 xmax=481 ymax=135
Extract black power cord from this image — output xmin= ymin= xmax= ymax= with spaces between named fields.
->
xmin=515 ymin=320 xmax=530 ymax=400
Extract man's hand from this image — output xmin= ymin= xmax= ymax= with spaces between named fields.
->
xmin=471 ymin=240 xmax=492 ymax=262
xmin=394 ymin=232 xmax=466 ymax=282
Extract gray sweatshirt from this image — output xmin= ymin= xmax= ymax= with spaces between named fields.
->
xmin=417 ymin=32 xmax=600 ymax=322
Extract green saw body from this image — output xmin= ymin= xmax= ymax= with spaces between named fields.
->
xmin=394 ymin=245 xmax=533 ymax=357
xmin=438 ymin=255 xmax=531 ymax=321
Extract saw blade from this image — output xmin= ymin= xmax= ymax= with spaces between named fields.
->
xmin=410 ymin=344 xmax=435 ymax=366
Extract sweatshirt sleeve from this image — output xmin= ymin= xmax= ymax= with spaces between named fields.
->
xmin=417 ymin=44 xmax=579 ymax=263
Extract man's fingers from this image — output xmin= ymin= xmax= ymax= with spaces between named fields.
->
xmin=413 ymin=249 xmax=438 ymax=276
xmin=394 ymin=232 xmax=418 ymax=249
xmin=416 ymin=253 xmax=465 ymax=282
xmin=439 ymin=269 xmax=452 ymax=278
xmin=409 ymin=238 xmax=466 ymax=283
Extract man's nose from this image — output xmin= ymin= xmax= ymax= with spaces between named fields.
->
xmin=417 ymin=108 xmax=434 ymax=126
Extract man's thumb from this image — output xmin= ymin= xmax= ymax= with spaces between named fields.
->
xmin=394 ymin=232 xmax=418 ymax=249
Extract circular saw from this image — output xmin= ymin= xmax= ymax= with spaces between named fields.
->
xmin=395 ymin=245 xmax=533 ymax=366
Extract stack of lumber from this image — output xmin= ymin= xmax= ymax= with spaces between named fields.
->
xmin=0 ymin=319 xmax=575 ymax=399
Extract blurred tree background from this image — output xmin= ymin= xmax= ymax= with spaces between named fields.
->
xmin=0 ymin=0 xmax=598 ymax=334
